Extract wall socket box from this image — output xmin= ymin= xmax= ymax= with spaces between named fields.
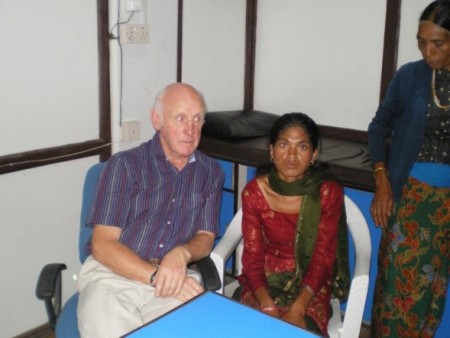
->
xmin=119 ymin=24 xmax=149 ymax=44
xmin=125 ymin=0 xmax=143 ymax=12
xmin=121 ymin=120 xmax=141 ymax=141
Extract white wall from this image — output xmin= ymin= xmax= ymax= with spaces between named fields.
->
xmin=183 ymin=0 xmax=431 ymax=131
xmin=0 ymin=157 xmax=98 ymax=337
xmin=1 ymin=1 xmax=178 ymax=336
xmin=113 ymin=0 xmax=179 ymax=153
xmin=398 ymin=0 xmax=431 ymax=66
xmin=0 ymin=1 xmax=99 ymax=156
xmin=254 ymin=0 xmax=386 ymax=130
xmin=182 ymin=0 xmax=247 ymax=111
xmin=0 ymin=0 xmax=432 ymax=336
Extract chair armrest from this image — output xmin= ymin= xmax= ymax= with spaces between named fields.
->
xmin=327 ymin=298 xmax=343 ymax=338
xmin=209 ymin=230 xmax=242 ymax=294
xmin=196 ymin=256 xmax=221 ymax=291
xmin=35 ymin=263 xmax=67 ymax=329
xmin=341 ymin=275 xmax=370 ymax=336
xmin=210 ymin=209 xmax=244 ymax=294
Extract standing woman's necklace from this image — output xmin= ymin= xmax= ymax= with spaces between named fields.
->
xmin=431 ymin=68 xmax=450 ymax=110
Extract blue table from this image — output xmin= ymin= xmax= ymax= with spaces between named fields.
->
xmin=123 ymin=291 xmax=320 ymax=338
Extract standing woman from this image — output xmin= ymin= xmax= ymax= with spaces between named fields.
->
xmin=369 ymin=1 xmax=450 ymax=337
xmin=236 ymin=113 xmax=349 ymax=336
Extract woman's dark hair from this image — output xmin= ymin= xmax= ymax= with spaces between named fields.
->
xmin=420 ymin=1 xmax=450 ymax=31
xmin=269 ymin=112 xmax=320 ymax=150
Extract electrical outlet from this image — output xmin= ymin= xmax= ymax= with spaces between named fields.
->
xmin=119 ymin=24 xmax=149 ymax=44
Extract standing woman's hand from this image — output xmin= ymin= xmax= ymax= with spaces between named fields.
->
xmin=371 ymin=166 xmax=393 ymax=228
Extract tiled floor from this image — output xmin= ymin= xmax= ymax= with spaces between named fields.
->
xmin=360 ymin=325 xmax=371 ymax=338
xmin=14 ymin=323 xmax=54 ymax=338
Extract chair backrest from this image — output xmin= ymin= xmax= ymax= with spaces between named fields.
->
xmin=333 ymin=195 xmax=371 ymax=337
xmin=78 ymin=162 xmax=105 ymax=263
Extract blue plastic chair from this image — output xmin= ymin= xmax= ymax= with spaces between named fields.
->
xmin=36 ymin=162 xmax=220 ymax=337
xmin=36 ymin=162 xmax=105 ymax=337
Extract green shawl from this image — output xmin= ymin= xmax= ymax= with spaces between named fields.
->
xmin=266 ymin=167 xmax=350 ymax=306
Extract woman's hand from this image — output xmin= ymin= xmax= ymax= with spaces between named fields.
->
xmin=282 ymin=286 xmax=313 ymax=329
xmin=281 ymin=307 xmax=307 ymax=329
xmin=255 ymin=287 xmax=280 ymax=318
xmin=260 ymin=305 xmax=281 ymax=318
xmin=371 ymin=169 xmax=393 ymax=228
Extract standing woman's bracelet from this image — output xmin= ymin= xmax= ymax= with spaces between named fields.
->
xmin=373 ymin=167 xmax=388 ymax=179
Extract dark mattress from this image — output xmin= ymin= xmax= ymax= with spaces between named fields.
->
xmin=199 ymin=127 xmax=374 ymax=192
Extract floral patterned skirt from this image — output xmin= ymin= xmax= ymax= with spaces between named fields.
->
xmin=371 ymin=177 xmax=450 ymax=338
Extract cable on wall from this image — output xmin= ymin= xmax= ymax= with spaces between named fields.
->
xmin=109 ymin=0 xmax=134 ymax=127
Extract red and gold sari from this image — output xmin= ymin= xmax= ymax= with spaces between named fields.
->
xmin=238 ymin=176 xmax=346 ymax=336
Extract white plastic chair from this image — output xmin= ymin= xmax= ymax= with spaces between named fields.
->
xmin=210 ymin=195 xmax=371 ymax=338
xmin=210 ymin=208 xmax=243 ymax=295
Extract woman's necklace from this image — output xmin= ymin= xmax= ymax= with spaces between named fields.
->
xmin=431 ymin=68 xmax=450 ymax=110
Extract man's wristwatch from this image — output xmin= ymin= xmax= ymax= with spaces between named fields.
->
xmin=150 ymin=266 xmax=159 ymax=284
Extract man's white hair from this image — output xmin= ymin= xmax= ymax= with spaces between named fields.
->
xmin=152 ymin=83 xmax=206 ymax=122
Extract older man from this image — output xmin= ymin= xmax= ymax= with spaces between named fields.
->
xmin=77 ymin=83 xmax=224 ymax=337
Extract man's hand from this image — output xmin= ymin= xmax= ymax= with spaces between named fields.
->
xmin=153 ymin=246 xmax=191 ymax=298
xmin=152 ymin=231 xmax=214 ymax=298
xmin=174 ymin=276 xmax=204 ymax=302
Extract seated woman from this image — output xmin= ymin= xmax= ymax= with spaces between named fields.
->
xmin=236 ymin=112 xmax=350 ymax=336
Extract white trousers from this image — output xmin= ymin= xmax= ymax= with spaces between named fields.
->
xmin=77 ymin=255 xmax=201 ymax=338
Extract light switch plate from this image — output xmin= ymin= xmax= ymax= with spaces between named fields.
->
xmin=121 ymin=120 xmax=141 ymax=141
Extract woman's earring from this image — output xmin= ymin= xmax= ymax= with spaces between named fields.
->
xmin=270 ymin=157 xmax=274 ymax=163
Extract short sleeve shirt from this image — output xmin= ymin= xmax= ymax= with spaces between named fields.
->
xmin=86 ymin=133 xmax=224 ymax=260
